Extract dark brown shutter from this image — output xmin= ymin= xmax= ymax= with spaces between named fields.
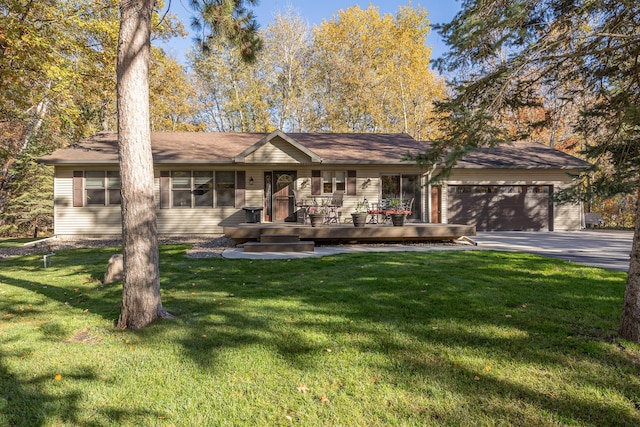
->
xmin=73 ymin=171 xmax=84 ymax=207
xmin=235 ymin=171 xmax=246 ymax=208
xmin=160 ymin=171 xmax=170 ymax=209
xmin=347 ymin=170 xmax=357 ymax=195
xmin=311 ymin=170 xmax=321 ymax=195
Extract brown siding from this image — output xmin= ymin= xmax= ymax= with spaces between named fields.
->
xmin=347 ymin=170 xmax=356 ymax=195
xmin=311 ymin=170 xmax=321 ymax=195
xmin=73 ymin=171 xmax=83 ymax=207
xmin=235 ymin=170 xmax=246 ymax=208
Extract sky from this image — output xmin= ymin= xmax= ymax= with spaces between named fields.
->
xmin=159 ymin=0 xmax=462 ymax=65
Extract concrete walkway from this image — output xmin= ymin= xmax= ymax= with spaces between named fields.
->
xmin=222 ymin=229 xmax=633 ymax=272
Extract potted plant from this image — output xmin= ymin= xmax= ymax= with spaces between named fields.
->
xmin=351 ymin=199 xmax=369 ymax=228
xmin=308 ymin=203 xmax=328 ymax=227
xmin=388 ymin=198 xmax=406 ymax=226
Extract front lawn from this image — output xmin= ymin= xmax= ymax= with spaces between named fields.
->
xmin=0 ymin=238 xmax=38 ymax=249
xmin=1 ymin=245 xmax=638 ymax=426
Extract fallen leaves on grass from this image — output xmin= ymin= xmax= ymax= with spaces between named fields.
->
xmin=54 ymin=374 xmax=62 ymax=381
xmin=296 ymin=384 xmax=310 ymax=393
xmin=319 ymin=395 xmax=330 ymax=404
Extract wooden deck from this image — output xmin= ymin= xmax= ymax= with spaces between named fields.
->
xmin=224 ymin=223 xmax=476 ymax=243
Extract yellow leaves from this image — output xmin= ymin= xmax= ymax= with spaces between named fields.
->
xmin=295 ymin=384 xmax=330 ymax=404
xmin=311 ymin=4 xmax=444 ymax=138
xmin=473 ymin=364 xmax=494 ymax=381
xmin=54 ymin=374 xmax=62 ymax=381
xmin=295 ymin=384 xmax=309 ymax=393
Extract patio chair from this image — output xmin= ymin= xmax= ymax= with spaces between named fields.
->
xmin=367 ymin=200 xmax=383 ymax=224
xmin=293 ymin=189 xmax=307 ymax=223
xmin=378 ymin=199 xmax=392 ymax=224
xmin=404 ymin=198 xmax=414 ymax=215
xmin=326 ymin=190 xmax=344 ymax=224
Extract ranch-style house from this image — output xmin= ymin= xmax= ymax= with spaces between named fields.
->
xmin=39 ymin=130 xmax=591 ymax=237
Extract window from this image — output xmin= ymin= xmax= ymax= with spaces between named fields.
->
xmin=312 ymin=170 xmax=355 ymax=195
xmin=107 ymin=171 xmax=121 ymax=204
xmin=448 ymin=185 xmax=548 ymax=194
xmin=215 ymin=171 xmax=235 ymax=207
xmin=322 ymin=171 xmax=346 ymax=194
xmin=84 ymin=171 xmax=121 ymax=206
xmin=170 ymin=171 xmax=235 ymax=208
xmin=172 ymin=171 xmax=192 ymax=207
xmin=194 ymin=171 xmax=213 ymax=207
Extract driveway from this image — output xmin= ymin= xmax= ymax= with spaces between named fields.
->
xmin=473 ymin=230 xmax=633 ymax=272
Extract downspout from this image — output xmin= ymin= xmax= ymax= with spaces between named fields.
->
xmin=426 ymin=171 xmax=432 ymax=223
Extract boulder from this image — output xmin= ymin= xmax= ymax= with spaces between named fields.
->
xmin=103 ymin=254 xmax=123 ymax=284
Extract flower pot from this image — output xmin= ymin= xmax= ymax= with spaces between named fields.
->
xmin=351 ymin=213 xmax=368 ymax=228
xmin=309 ymin=214 xmax=326 ymax=227
xmin=390 ymin=213 xmax=406 ymax=227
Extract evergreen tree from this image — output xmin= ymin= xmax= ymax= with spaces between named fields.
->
xmin=418 ymin=0 xmax=640 ymax=342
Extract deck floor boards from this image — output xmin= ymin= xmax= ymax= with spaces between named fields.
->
xmin=224 ymin=223 xmax=475 ymax=243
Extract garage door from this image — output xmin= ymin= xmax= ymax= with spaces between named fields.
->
xmin=447 ymin=185 xmax=552 ymax=231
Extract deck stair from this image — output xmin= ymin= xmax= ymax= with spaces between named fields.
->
xmin=243 ymin=233 xmax=315 ymax=253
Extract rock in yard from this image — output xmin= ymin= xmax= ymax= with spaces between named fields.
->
xmin=103 ymin=254 xmax=123 ymax=284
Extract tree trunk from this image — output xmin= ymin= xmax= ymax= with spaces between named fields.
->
xmin=619 ymin=183 xmax=640 ymax=343
xmin=116 ymin=0 xmax=170 ymax=329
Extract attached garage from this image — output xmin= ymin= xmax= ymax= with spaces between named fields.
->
xmin=447 ymin=185 xmax=553 ymax=231
xmin=438 ymin=141 xmax=591 ymax=232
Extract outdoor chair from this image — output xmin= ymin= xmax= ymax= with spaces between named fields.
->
xmin=404 ymin=198 xmax=414 ymax=216
xmin=293 ymin=189 xmax=307 ymax=223
xmin=367 ymin=200 xmax=384 ymax=224
xmin=326 ymin=190 xmax=344 ymax=224
xmin=372 ymin=199 xmax=392 ymax=224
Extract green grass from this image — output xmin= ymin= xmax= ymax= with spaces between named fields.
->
xmin=1 ymin=245 xmax=639 ymax=426
xmin=0 ymin=238 xmax=39 ymax=248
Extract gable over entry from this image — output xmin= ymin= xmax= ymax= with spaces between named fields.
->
xmin=233 ymin=130 xmax=323 ymax=164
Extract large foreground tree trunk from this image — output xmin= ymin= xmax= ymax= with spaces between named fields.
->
xmin=116 ymin=0 xmax=170 ymax=329
xmin=619 ymin=183 xmax=640 ymax=342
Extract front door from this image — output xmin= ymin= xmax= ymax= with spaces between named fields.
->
xmin=273 ymin=171 xmax=297 ymax=222
xmin=431 ymin=186 xmax=441 ymax=223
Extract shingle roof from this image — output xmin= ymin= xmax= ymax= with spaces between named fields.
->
xmin=39 ymin=131 xmax=590 ymax=169
xmin=39 ymin=131 xmax=425 ymax=165
xmin=454 ymin=141 xmax=591 ymax=169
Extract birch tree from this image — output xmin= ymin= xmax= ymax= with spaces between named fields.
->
xmin=311 ymin=5 xmax=445 ymax=138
